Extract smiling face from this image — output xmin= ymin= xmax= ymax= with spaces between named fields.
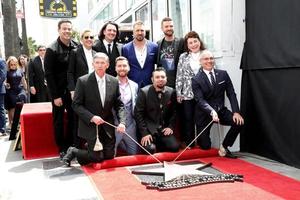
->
xmin=103 ymin=24 xmax=117 ymax=43
xmin=81 ymin=31 xmax=94 ymax=49
xmin=187 ymin=37 xmax=201 ymax=53
xmin=115 ymin=59 xmax=130 ymax=78
xmin=58 ymin=22 xmax=72 ymax=42
xmin=200 ymin=51 xmax=215 ymax=71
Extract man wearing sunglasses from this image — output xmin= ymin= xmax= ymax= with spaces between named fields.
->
xmin=67 ymin=29 xmax=96 ymax=148
xmin=93 ymin=21 xmax=123 ymax=77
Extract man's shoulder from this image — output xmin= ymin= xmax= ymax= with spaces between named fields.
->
xmin=128 ymin=79 xmax=138 ymax=88
xmin=140 ymin=85 xmax=152 ymax=93
xmin=122 ymin=41 xmax=133 ymax=49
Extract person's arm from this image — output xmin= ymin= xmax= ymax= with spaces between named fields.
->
xmin=113 ymin=82 xmax=126 ymax=126
xmin=175 ymin=55 xmax=185 ymax=103
xmin=0 ymin=59 xmax=7 ymax=86
xmin=224 ymin=71 xmax=239 ymax=113
xmin=67 ymin=49 xmax=77 ymax=98
xmin=134 ymin=89 xmax=150 ymax=138
xmin=28 ymin=59 xmax=36 ymax=94
xmin=44 ymin=48 xmax=58 ymax=99
xmin=72 ymin=78 xmax=94 ymax=124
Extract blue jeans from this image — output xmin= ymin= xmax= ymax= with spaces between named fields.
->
xmin=0 ymin=94 xmax=6 ymax=133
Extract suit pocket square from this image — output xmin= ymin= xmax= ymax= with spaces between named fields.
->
xmin=218 ymin=81 xmax=225 ymax=84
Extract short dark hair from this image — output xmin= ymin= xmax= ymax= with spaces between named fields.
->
xmin=58 ymin=19 xmax=72 ymax=29
xmin=98 ymin=21 xmax=119 ymax=43
xmin=152 ymin=67 xmax=166 ymax=76
xmin=184 ymin=31 xmax=206 ymax=52
xmin=161 ymin=17 xmax=172 ymax=27
xmin=37 ymin=45 xmax=46 ymax=51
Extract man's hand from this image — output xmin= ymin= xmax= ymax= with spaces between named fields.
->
xmin=162 ymin=128 xmax=173 ymax=136
xmin=141 ymin=134 xmax=153 ymax=146
xmin=211 ymin=110 xmax=219 ymax=122
xmin=54 ymin=98 xmax=63 ymax=107
xmin=30 ymin=87 xmax=36 ymax=95
xmin=91 ymin=116 xmax=105 ymax=125
xmin=177 ymin=96 xmax=184 ymax=103
xmin=233 ymin=113 xmax=244 ymax=125
xmin=116 ymin=123 xmax=126 ymax=133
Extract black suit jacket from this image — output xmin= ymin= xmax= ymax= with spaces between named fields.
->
xmin=28 ymin=56 xmax=48 ymax=102
xmin=72 ymin=72 xmax=125 ymax=140
xmin=134 ymin=85 xmax=177 ymax=138
xmin=93 ymin=40 xmax=123 ymax=76
xmin=192 ymin=68 xmax=240 ymax=120
xmin=67 ymin=44 xmax=96 ymax=91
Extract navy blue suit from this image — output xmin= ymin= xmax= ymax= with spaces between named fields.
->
xmin=192 ymin=68 xmax=242 ymax=149
xmin=122 ymin=41 xmax=158 ymax=88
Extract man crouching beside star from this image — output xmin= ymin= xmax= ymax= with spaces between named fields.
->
xmin=134 ymin=67 xmax=180 ymax=154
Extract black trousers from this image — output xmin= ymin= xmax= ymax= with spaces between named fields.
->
xmin=182 ymin=99 xmax=196 ymax=146
xmin=143 ymin=131 xmax=180 ymax=154
xmin=196 ymin=108 xmax=243 ymax=150
xmin=75 ymin=127 xmax=115 ymax=165
xmin=51 ymin=92 xmax=75 ymax=152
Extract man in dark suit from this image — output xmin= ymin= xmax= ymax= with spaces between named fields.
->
xmin=93 ymin=21 xmax=123 ymax=76
xmin=122 ymin=20 xmax=158 ymax=88
xmin=63 ymin=52 xmax=126 ymax=166
xmin=134 ymin=67 xmax=179 ymax=154
xmin=192 ymin=50 xmax=244 ymax=158
xmin=44 ymin=20 xmax=78 ymax=159
xmin=67 ymin=29 xmax=96 ymax=148
xmin=67 ymin=29 xmax=96 ymax=100
xmin=28 ymin=45 xmax=49 ymax=102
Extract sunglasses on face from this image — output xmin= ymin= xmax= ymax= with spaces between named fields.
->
xmin=84 ymin=36 xmax=94 ymax=40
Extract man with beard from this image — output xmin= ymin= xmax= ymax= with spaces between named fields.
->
xmin=114 ymin=56 xmax=139 ymax=155
xmin=122 ymin=21 xmax=158 ymax=88
xmin=134 ymin=67 xmax=179 ymax=154
xmin=157 ymin=17 xmax=185 ymax=88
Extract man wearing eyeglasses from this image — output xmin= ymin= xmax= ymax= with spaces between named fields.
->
xmin=192 ymin=50 xmax=244 ymax=159
xmin=93 ymin=21 xmax=123 ymax=77
xmin=28 ymin=45 xmax=49 ymax=102
xmin=44 ymin=20 xmax=78 ymax=159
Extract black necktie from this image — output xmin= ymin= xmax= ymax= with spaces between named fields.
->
xmin=107 ymin=43 xmax=111 ymax=55
xmin=209 ymin=71 xmax=216 ymax=87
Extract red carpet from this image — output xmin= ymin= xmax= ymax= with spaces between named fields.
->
xmin=83 ymin=151 xmax=300 ymax=200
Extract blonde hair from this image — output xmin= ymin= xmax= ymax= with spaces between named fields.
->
xmin=6 ymin=56 xmax=19 ymax=70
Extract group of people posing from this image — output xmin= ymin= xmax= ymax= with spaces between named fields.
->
xmin=22 ymin=17 xmax=244 ymax=166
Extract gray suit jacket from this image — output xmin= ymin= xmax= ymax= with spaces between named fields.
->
xmin=72 ymin=72 xmax=125 ymax=140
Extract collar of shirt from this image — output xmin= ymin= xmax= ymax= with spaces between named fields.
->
xmin=103 ymin=39 xmax=113 ymax=50
xmin=83 ymin=45 xmax=92 ymax=54
xmin=95 ymin=73 xmax=106 ymax=83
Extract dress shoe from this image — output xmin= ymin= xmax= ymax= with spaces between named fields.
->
xmin=62 ymin=147 xmax=76 ymax=167
xmin=218 ymin=146 xmax=237 ymax=159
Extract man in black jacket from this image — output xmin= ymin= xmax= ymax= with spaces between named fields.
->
xmin=93 ymin=21 xmax=123 ymax=76
xmin=44 ymin=20 xmax=78 ymax=159
xmin=134 ymin=67 xmax=179 ymax=154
